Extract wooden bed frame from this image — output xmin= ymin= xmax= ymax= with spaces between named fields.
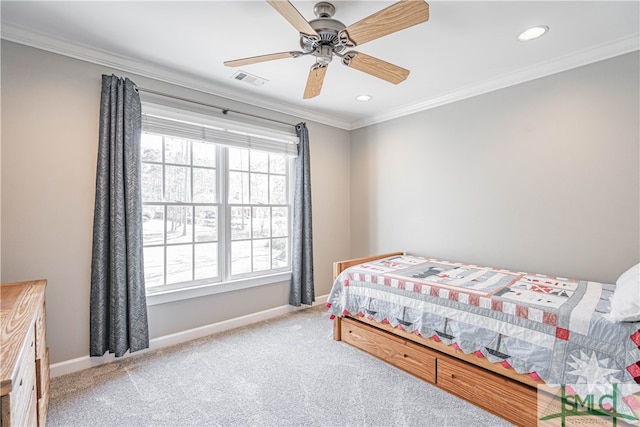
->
xmin=331 ymin=253 xmax=640 ymax=426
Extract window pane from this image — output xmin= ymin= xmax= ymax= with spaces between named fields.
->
xmin=193 ymin=168 xmax=216 ymax=203
xmin=231 ymin=207 xmax=251 ymax=240
xmin=269 ymin=153 xmax=286 ymax=174
xmin=193 ymin=140 xmax=216 ymax=167
xmin=143 ymin=206 xmax=165 ymax=245
xmin=165 ymin=165 xmax=191 ymax=202
xmin=253 ymin=239 xmax=271 ymax=271
xmin=166 ymin=244 xmax=192 ymax=284
xmin=142 ymin=164 xmax=162 ymax=202
xmin=229 ymin=147 xmax=248 ymax=171
xmin=165 ymin=137 xmax=190 ymax=165
xmin=195 ymin=243 xmax=218 ymax=279
xmin=270 ymin=175 xmax=286 ymax=204
xmin=250 ymin=173 xmax=268 ymax=204
xmin=143 ymin=246 xmax=164 ymax=288
xmin=252 ymin=207 xmax=270 ymax=238
xmin=272 ymin=238 xmax=289 ymax=268
xmin=250 ymin=151 xmax=268 ymax=172
xmin=229 ymin=171 xmax=249 ymax=204
xmin=141 ymin=134 xmax=162 ymax=162
xmin=272 ymin=207 xmax=289 ymax=237
xmin=231 ymin=241 xmax=251 ymax=275
xmin=195 ymin=206 xmax=217 ymax=242
xmin=166 ymin=206 xmax=193 ymax=244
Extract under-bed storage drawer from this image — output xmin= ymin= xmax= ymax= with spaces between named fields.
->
xmin=437 ymin=357 xmax=538 ymax=426
xmin=341 ymin=317 xmax=436 ymax=384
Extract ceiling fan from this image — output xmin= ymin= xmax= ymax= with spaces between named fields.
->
xmin=224 ymin=0 xmax=430 ymax=99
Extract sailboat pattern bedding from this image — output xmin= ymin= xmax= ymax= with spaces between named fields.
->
xmin=327 ymin=254 xmax=640 ymax=413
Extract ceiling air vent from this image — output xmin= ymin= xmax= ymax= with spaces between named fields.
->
xmin=231 ymin=70 xmax=267 ymax=87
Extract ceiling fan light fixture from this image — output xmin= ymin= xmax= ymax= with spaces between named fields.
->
xmin=316 ymin=45 xmax=334 ymax=65
xmin=356 ymin=95 xmax=372 ymax=102
xmin=517 ymin=25 xmax=549 ymax=42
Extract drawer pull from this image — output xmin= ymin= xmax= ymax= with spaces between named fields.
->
xmin=403 ymin=354 xmax=408 ymax=358
xmin=450 ymin=374 xmax=456 ymax=380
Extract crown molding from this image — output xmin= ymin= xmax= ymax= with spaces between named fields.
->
xmin=1 ymin=23 xmax=353 ymax=130
xmin=350 ymin=34 xmax=640 ymax=130
xmin=2 ymin=23 xmax=638 ymax=132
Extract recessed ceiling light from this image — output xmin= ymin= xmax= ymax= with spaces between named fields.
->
xmin=517 ymin=25 xmax=549 ymax=42
xmin=356 ymin=95 xmax=372 ymax=102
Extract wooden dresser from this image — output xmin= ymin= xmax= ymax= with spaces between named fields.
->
xmin=1 ymin=280 xmax=49 ymax=427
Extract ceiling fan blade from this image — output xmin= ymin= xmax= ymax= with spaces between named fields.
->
xmin=267 ymin=0 xmax=319 ymax=37
xmin=343 ymin=0 xmax=429 ymax=46
xmin=303 ymin=63 xmax=328 ymax=99
xmin=224 ymin=51 xmax=302 ymax=67
xmin=342 ymin=52 xmax=409 ymax=84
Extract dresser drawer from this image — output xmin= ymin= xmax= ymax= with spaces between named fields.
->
xmin=437 ymin=357 xmax=537 ymax=426
xmin=35 ymin=348 xmax=49 ymax=401
xmin=35 ymin=303 xmax=46 ymax=360
xmin=5 ymin=328 xmax=37 ymax=427
xmin=341 ymin=318 xmax=436 ymax=384
xmin=37 ymin=384 xmax=48 ymax=427
xmin=25 ymin=391 xmax=37 ymax=427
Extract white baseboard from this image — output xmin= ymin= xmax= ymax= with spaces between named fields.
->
xmin=50 ymin=294 xmax=329 ymax=378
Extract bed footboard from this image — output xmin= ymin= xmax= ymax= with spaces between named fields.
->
xmin=332 ymin=252 xmax=403 ymax=343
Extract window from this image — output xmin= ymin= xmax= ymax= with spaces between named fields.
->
xmin=140 ymin=103 xmax=297 ymax=297
xmin=227 ymin=147 xmax=290 ymax=276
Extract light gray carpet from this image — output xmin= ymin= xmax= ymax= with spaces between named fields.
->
xmin=48 ymin=306 xmax=513 ymax=427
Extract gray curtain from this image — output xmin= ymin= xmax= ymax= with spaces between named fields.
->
xmin=90 ymin=74 xmax=149 ymax=357
xmin=290 ymin=122 xmax=315 ymax=306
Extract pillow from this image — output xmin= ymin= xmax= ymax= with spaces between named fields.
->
xmin=607 ymin=263 xmax=640 ymax=323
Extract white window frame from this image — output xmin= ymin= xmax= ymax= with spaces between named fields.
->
xmin=140 ymin=102 xmax=298 ymax=306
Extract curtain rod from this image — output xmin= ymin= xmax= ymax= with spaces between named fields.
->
xmin=135 ymin=87 xmax=297 ymax=128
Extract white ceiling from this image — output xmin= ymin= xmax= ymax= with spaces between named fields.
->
xmin=2 ymin=1 xmax=639 ymax=130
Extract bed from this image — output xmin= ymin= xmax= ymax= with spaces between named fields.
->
xmin=327 ymin=252 xmax=640 ymax=426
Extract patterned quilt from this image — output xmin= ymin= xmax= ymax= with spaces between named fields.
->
xmin=327 ymin=255 xmax=640 ymax=418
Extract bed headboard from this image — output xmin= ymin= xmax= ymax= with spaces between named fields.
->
xmin=332 ymin=252 xmax=404 ymax=280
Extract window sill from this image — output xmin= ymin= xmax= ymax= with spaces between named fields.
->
xmin=146 ymin=272 xmax=292 ymax=306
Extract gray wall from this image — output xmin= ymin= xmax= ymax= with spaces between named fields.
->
xmin=350 ymin=51 xmax=639 ymax=284
xmin=0 ymin=41 xmax=351 ymax=364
